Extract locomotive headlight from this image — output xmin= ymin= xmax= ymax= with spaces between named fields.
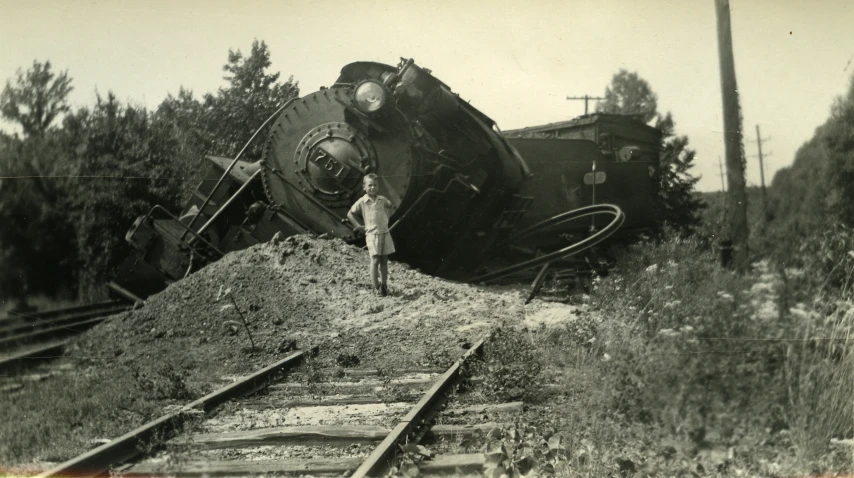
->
xmin=354 ymin=80 xmax=387 ymax=114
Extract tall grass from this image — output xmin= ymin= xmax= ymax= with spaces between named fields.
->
xmin=784 ymin=304 xmax=854 ymax=466
xmin=517 ymin=229 xmax=854 ymax=475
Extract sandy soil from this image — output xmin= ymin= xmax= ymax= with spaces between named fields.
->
xmin=71 ymin=234 xmax=581 ymax=398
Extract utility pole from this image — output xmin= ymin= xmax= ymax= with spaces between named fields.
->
xmin=715 ymin=0 xmax=749 ymax=270
xmin=752 ymin=124 xmax=771 ymax=211
xmin=718 ymin=156 xmax=726 ymax=192
xmin=567 ymin=95 xmax=606 ymax=115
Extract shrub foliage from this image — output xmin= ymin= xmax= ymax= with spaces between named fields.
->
xmin=0 ymin=41 xmax=298 ymax=301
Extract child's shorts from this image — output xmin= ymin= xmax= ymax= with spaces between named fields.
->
xmin=366 ymin=233 xmax=395 ymax=257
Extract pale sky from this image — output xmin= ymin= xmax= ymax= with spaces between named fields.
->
xmin=1 ymin=0 xmax=852 ymax=192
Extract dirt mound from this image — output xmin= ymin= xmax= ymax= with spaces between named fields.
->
xmin=70 ymin=235 xmax=573 ymax=397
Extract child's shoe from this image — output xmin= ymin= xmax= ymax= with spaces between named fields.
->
xmin=380 ymin=284 xmax=388 ymax=297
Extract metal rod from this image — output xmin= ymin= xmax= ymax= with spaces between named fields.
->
xmin=149 ymin=205 xmax=225 ymax=257
xmin=180 ymin=98 xmax=295 ymax=241
xmin=196 ymin=169 xmax=263 ymax=236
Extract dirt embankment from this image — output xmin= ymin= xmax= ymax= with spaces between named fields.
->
xmin=4 ymin=234 xmax=581 ymax=467
xmin=72 ymin=234 xmax=579 ymax=396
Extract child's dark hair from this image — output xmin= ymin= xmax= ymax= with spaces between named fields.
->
xmin=363 ymin=173 xmax=378 ymax=184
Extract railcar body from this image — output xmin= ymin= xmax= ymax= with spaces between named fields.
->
xmin=503 ymin=114 xmax=661 ymax=250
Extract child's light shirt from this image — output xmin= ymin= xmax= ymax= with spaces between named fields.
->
xmin=349 ymin=194 xmax=393 ymax=235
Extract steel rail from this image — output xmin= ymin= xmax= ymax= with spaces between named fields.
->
xmin=0 ymin=340 xmax=67 ymax=372
xmin=350 ymin=338 xmax=486 ymax=478
xmin=0 ymin=300 xmax=127 ymax=323
xmin=35 ymin=348 xmax=312 ymax=478
xmin=0 ymin=306 xmax=129 ymax=339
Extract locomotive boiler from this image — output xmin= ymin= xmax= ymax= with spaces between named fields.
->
xmin=109 ymin=59 xmax=533 ymax=300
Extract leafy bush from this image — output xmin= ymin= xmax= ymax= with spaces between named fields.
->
xmin=528 ymin=230 xmax=853 ymax=475
xmin=482 ymin=424 xmax=567 ymax=478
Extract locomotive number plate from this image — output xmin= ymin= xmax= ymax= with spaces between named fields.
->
xmin=310 ymin=148 xmax=350 ymax=179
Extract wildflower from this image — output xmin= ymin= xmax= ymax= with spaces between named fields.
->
xmin=789 ymin=305 xmax=817 ymax=321
xmin=750 ymin=282 xmax=775 ymax=294
xmin=751 ymin=301 xmax=778 ymax=321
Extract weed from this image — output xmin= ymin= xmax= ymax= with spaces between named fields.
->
xmin=784 ymin=305 xmax=854 ymax=468
xmin=472 ymin=326 xmax=543 ymax=402
xmin=375 ymin=367 xmax=411 ymax=404
xmin=159 ymin=408 xmax=206 ymax=474
xmin=393 ymin=443 xmax=435 ymax=477
xmin=299 ymin=356 xmax=329 ymax=399
xmin=217 ymin=287 xmax=256 ymax=351
xmin=481 ymin=423 xmax=567 ymax=478
xmin=422 ymin=347 xmax=454 ymax=368
xmin=128 ymin=362 xmax=195 ymax=401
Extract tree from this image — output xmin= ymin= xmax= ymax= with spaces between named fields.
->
xmin=822 ymin=74 xmax=854 ymax=225
xmin=0 ymin=62 xmax=79 ymax=301
xmin=199 ymin=40 xmax=299 ymax=159
xmin=1 ymin=60 xmax=73 ymax=137
xmin=155 ymin=40 xmax=300 ymax=200
xmin=767 ymin=71 xmax=854 ymax=230
xmin=0 ymin=131 xmax=79 ymax=301
xmin=65 ymin=92 xmax=185 ymax=299
xmin=598 ymin=71 xmax=703 ymax=234
xmin=596 ymin=70 xmax=658 ymax=124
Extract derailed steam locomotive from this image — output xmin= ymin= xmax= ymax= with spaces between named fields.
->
xmin=109 ymin=59 xmax=658 ymax=301
xmin=110 ymin=59 xmax=532 ymax=299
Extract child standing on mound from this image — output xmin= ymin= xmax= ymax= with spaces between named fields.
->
xmin=347 ymin=174 xmax=396 ymax=296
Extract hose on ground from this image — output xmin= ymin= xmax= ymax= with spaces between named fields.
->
xmin=471 ymin=204 xmax=625 ymax=283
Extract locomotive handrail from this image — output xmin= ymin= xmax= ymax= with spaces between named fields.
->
xmin=148 ymin=205 xmax=226 ymax=258
xmin=180 ymin=98 xmax=297 ymax=241
xmin=388 ymin=172 xmax=478 ymax=233
xmin=196 ymin=169 xmax=263 ymax=236
xmin=471 ymin=204 xmax=625 ymax=283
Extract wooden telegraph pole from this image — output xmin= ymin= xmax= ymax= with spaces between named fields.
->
xmin=715 ymin=0 xmax=749 ymax=270
xmin=567 ymin=95 xmax=606 ymax=115
xmin=752 ymin=124 xmax=772 ymax=213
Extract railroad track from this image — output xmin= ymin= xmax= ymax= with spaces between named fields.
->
xmin=33 ymin=335 xmax=524 ymax=477
xmin=0 ymin=300 xmax=131 ymax=372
